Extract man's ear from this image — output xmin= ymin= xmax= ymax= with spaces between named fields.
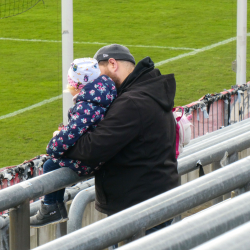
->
xmin=108 ymin=58 xmax=118 ymax=72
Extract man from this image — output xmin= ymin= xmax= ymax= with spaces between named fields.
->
xmin=65 ymin=44 xmax=178 ymax=217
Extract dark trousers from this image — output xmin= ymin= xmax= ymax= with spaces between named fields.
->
xmin=43 ymin=159 xmax=65 ymax=204
xmin=145 ymin=219 xmax=173 ymax=235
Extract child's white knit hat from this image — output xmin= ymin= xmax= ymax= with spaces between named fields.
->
xmin=68 ymin=58 xmax=101 ymax=90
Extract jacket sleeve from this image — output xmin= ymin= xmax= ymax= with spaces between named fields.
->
xmin=46 ymin=101 xmax=105 ymax=158
xmin=64 ymin=95 xmax=141 ymax=166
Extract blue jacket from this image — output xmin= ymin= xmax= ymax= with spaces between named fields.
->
xmin=46 ymin=75 xmax=116 ymax=175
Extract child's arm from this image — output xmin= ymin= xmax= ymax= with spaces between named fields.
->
xmin=46 ymin=101 xmax=105 ymax=158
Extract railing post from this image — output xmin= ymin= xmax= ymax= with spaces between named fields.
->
xmin=212 ymin=161 xmax=224 ymax=205
xmin=220 ymin=152 xmax=238 ymax=200
xmin=9 ymin=198 xmax=30 ymax=250
xmin=57 ymin=222 xmax=67 ymax=238
xmin=67 ymin=186 xmax=95 ymax=234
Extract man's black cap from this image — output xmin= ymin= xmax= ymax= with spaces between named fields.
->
xmin=94 ymin=44 xmax=136 ymax=64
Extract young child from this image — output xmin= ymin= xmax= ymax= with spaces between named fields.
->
xmin=30 ymin=58 xmax=117 ymax=228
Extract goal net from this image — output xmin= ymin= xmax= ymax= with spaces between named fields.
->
xmin=0 ymin=0 xmax=42 ymax=19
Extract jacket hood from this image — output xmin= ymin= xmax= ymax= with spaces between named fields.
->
xmin=119 ymin=57 xmax=176 ymax=112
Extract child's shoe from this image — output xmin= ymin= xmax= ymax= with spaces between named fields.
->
xmin=30 ymin=201 xmax=62 ymax=228
xmin=57 ymin=202 xmax=68 ymax=222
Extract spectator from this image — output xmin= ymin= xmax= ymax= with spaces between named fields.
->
xmin=30 ymin=58 xmax=116 ymax=228
xmin=65 ymin=44 xmax=178 ymax=227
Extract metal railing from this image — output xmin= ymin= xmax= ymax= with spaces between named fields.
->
xmin=54 ymin=119 xmax=250 ymax=241
xmin=186 ymin=115 xmax=250 ymax=147
xmin=178 ymin=130 xmax=250 ymax=175
xmin=180 ymin=117 xmax=250 ymax=159
xmin=23 ymin=178 xmax=94 ymax=217
xmin=0 ymin=120 xmax=249 ymax=249
xmin=32 ymin=156 xmax=250 ymax=250
xmin=118 ymin=190 xmax=250 ymax=250
xmin=190 ymin=220 xmax=250 ymax=250
xmin=0 ymin=178 xmax=95 ymax=250
xmin=67 ymin=186 xmax=95 ymax=234
xmin=0 ymin=168 xmax=87 ymax=250
xmin=1 ymin=86 xmax=250 ymax=249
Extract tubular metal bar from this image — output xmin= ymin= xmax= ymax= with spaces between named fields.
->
xmin=29 ymin=178 xmax=95 ymax=216
xmin=178 ymin=131 xmax=250 ymax=175
xmin=180 ymin=121 xmax=250 ymax=159
xmin=32 ymin=156 xmax=250 ymax=250
xmin=187 ymin=117 xmax=250 ymax=147
xmin=63 ymin=178 xmax=94 ymax=202
xmin=191 ymin=220 xmax=250 ymax=250
xmin=211 ymin=161 xmax=224 ymax=205
xmin=118 ymin=191 xmax=250 ymax=250
xmin=9 ymin=199 xmax=30 ymax=250
xmin=67 ymin=186 xmax=95 ymax=234
xmin=0 ymin=168 xmax=87 ymax=212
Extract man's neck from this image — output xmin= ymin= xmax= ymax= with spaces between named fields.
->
xmin=118 ymin=69 xmax=134 ymax=87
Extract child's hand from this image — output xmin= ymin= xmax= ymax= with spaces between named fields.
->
xmin=53 ymin=130 xmax=60 ymax=137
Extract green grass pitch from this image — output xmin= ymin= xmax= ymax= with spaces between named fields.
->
xmin=0 ymin=0 xmax=250 ymax=168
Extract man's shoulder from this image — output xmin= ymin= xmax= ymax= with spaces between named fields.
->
xmin=112 ymin=93 xmax=138 ymax=109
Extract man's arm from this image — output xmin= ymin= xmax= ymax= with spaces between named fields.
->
xmin=64 ymin=96 xmax=141 ymax=166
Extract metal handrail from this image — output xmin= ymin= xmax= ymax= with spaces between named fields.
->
xmin=118 ymin=190 xmax=250 ymax=250
xmin=190 ymin=220 xmax=250 ymax=250
xmin=0 ymin=178 xmax=95 ymax=220
xmin=1 ymin=120 xmax=249 ymax=249
xmin=178 ymin=131 xmax=250 ymax=175
xmin=32 ymin=156 xmax=250 ymax=250
xmin=180 ymin=118 xmax=250 ymax=158
xmin=0 ymin=168 xmax=87 ymax=250
xmin=67 ymin=186 xmax=95 ymax=234
xmin=186 ymin=117 xmax=250 ymax=147
xmin=0 ymin=168 xmax=86 ymax=212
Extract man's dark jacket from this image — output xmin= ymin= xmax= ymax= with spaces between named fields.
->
xmin=65 ymin=57 xmax=179 ymax=215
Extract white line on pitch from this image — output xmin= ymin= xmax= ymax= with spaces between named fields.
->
xmin=0 ymin=37 xmax=196 ymax=51
xmin=155 ymin=33 xmax=250 ymax=66
xmin=0 ymin=95 xmax=62 ymax=121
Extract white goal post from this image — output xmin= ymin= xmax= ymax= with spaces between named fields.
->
xmin=61 ymin=0 xmax=74 ymax=125
xmin=236 ymin=0 xmax=247 ymax=86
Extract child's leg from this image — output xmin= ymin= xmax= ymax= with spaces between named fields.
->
xmin=43 ymin=159 xmax=65 ymax=204
xmin=43 ymin=159 xmax=68 ymax=221
xmin=30 ymin=159 xmax=68 ymax=228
